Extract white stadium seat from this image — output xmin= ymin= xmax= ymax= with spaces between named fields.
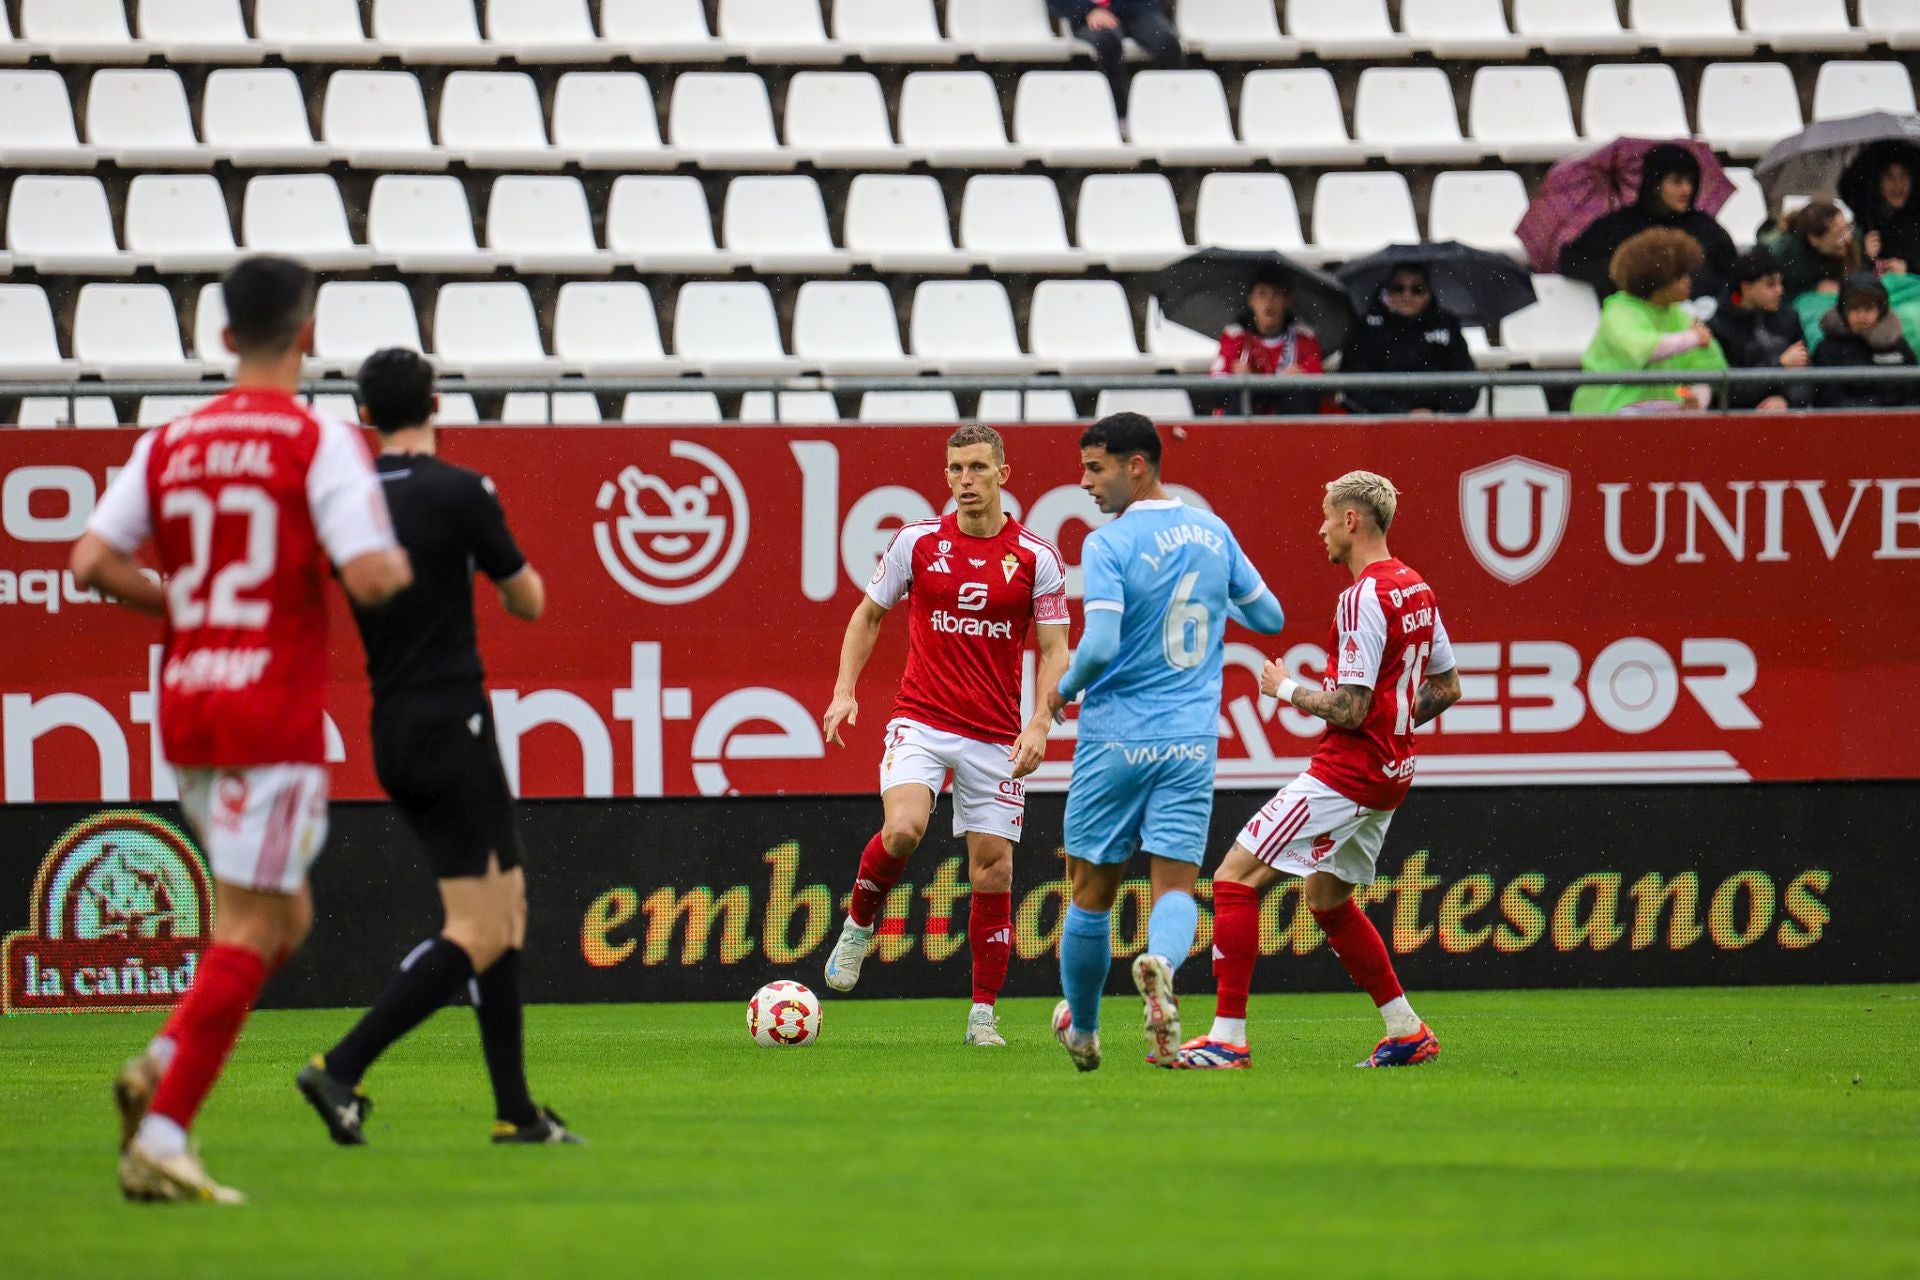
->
xmin=1582 ymin=64 xmax=1691 ymax=141
xmin=241 ymin=174 xmax=370 ymax=270
xmin=1311 ymin=173 xmax=1420 ymax=258
xmin=672 ymin=282 xmax=798 ymax=374
xmin=1742 ymin=0 xmax=1862 ymax=52
xmin=86 ymin=70 xmax=206 ymax=168
xmin=552 ymin=72 xmax=677 ymax=170
xmin=0 ymin=71 xmax=94 ymax=168
xmin=792 ymin=280 xmax=917 ymax=373
xmin=1194 ymin=172 xmax=1311 ymax=257
xmin=1812 ymin=61 xmax=1916 ymax=118
xmin=369 ymin=0 xmax=492 ymax=63
xmin=1286 ymin=0 xmax=1410 ymax=58
xmin=1492 ymin=385 xmax=1552 ymax=417
xmin=1146 ymin=297 xmax=1218 ymax=372
xmin=1076 ymin=173 xmax=1191 ymax=271
xmin=437 ymin=392 xmax=479 ymax=424
xmin=1126 ymin=70 xmax=1253 ymax=167
xmin=1718 ymin=168 xmax=1767 ymax=250
xmin=17 ymin=397 xmax=119 ymax=427
xmin=1627 ymin=0 xmax=1757 ymax=54
xmin=1860 ymin=0 xmax=1920 ymax=50
xmin=139 ymin=395 xmax=218 ymax=425
xmin=1697 ymin=63 xmax=1804 ymax=157
xmin=368 ymin=175 xmax=496 ymax=273
xmin=0 ymin=285 xmax=77 ymax=376
xmin=898 ymin=71 xmax=1022 ymax=169
xmin=717 ymin=0 xmax=843 ymax=63
xmin=323 ymin=70 xmax=445 ymax=169
xmin=976 ymin=389 xmax=1080 ymax=422
xmin=203 ymin=68 xmax=334 ymax=167
xmin=22 ymin=0 xmax=149 ymax=62
xmin=623 ymin=392 xmax=723 ymax=424
xmin=486 ymin=175 xmax=612 ymax=274
xmin=1012 ymin=71 xmax=1132 ymax=168
xmin=434 ymin=282 xmax=558 ymax=375
xmin=833 ymin=0 xmax=955 ymax=62
xmin=125 ymin=174 xmax=239 ymax=271
xmin=844 ymin=174 xmax=970 ymax=273
xmin=1514 ymin=0 xmax=1641 ymax=53
xmin=1501 ymin=275 xmax=1601 ymax=367
xmin=606 ymin=176 xmax=735 ymax=272
xmin=784 ymin=72 xmax=903 ymax=169
xmin=959 ymin=175 xmax=1088 ymax=272
xmin=1175 ymin=0 xmax=1300 ymax=59
xmin=439 ymin=72 xmax=557 ymax=169
xmin=739 ymin=392 xmax=841 ymax=423
xmin=553 ymin=282 xmax=679 ymax=375
xmin=190 ymin=280 xmax=232 ymax=372
xmin=601 ymin=0 xmax=729 ymax=61
xmin=669 ymin=73 xmax=792 ymax=170
xmin=1468 ymin=67 xmax=1581 ymax=162
xmin=254 ymin=0 xmax=377 ymax=62
xmin=0 ymin=9 xmax=21 ymax=66
xmin=946 ymin=0 xmax=1074 ymax=60
xmin=6 ymin=176 xmax=133 ymax=274
xmin=1093 ymin=389 xmax=1194 ymax=420
xmin=1428 ymin=170 xmax=1530 ymax=259
xmin=1354 ymin=67 xmax=1483 ymax=163
xmin=314 ymin=282 xmax=422 ymax=371
xmin=910 ymin=281 xmax=1032 ymax=373
xmin=1402 ymin=0 xmax=1530 ymax=57
xmin=138 ymin=0 xmax=264 ymax=62
xmin=1239 ymin=69 xmax=1364 ymax=165
xmin=722 ymin=175 xmax=850 ymax=274
xmin=858 ymin=392 xmax=959 ymax=423
xmin=74 ymin=284 xmax=198 ymax=379
xmin=1029 ymin=279 xmax=1149 ymax=374
xmin=485 ymin=0 xmax=604 ymax=62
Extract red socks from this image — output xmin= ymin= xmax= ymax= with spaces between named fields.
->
xmin=968 ymin=891 xmax=1012 ymax=1005
xmin=1210 ymin=880 xmax=1259 ymax=1020
xmin=148 ymin=944 xmax=268 ymax=1130
xmin=1311 ymin=899 xmax=1404 ymax=1007
xmin=848 ymin=832 xmax=909 ymax=927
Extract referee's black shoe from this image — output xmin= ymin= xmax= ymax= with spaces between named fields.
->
xmin=491 ymin=1106 xmax=584 ymax=1145
xmin=296 ymin=1057 xmax=373 ymax=1146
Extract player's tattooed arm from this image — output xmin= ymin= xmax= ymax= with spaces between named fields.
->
xmin=1411 ymin=668 xmax=1462 ymax=727
xmin=1259 ymin=659 xmax=1370 ymax=729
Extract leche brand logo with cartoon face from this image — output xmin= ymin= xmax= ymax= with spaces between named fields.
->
xmin=593 ymin=441 xmax=751 ymax=604
xmin=3 ymin=811 xmax=213 ymax=1014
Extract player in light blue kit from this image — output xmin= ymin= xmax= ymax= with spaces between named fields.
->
xmin=1041 ymin=413 xmax=1285 ymax=1071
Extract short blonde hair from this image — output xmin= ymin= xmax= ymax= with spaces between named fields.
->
xmin=947 ymin=424 xmax=1005 ymax=464
xmin=1326 ymin=470 xmax=1399 ymax=533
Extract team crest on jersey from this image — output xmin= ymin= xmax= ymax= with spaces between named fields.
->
xmin=1000 ymin=552 xmax=1019 ymax=583
xmin=1458 ymin=455 xmax=1571 ymax=586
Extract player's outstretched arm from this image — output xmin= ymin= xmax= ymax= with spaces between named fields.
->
xmin=340 ymin=547 xmax=413 ymax=607
xmin=1411 ymin=668 xmax=1462 ymax=727
xmin=1230 ymin=587 xmax=1285 ymax=635
xmin=824 ymin=597 xmax=888 ymax=748
xmin=497 ymin=565 xmax=545 ymax=621
xmin=1013 ymin=621 xmax=1070 ymax=777
xmin=1260 ymin=659 xmax=1372 ymax=730
xmin=69 ymin=532 xmax=165 ymax=617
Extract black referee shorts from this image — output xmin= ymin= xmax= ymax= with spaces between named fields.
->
xmin=371 ymin=688 xmax=522 ymax=880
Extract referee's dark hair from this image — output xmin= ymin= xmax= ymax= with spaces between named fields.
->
xmin=221 ymin=255 xmax=317 ymax=359
xmin=357 ymin=348 xmax=437 ymax=433
xmin=1081 ymin=412 xmax=1162 ymax=469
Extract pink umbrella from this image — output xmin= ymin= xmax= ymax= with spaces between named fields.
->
xmin=1517 ymin=137 xmax=1736 ymax=274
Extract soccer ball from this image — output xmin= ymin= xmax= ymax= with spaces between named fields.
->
xmin=747 ymin=980 xmax=822 ymax=1048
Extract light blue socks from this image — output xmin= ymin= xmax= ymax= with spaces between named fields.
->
xmin=1060 ymin=905 xmax=1112 ymax=1034
xmin=1146 ymin=890 xmax=1198 ymax=971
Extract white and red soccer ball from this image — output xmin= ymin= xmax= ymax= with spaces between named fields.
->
xmin=747 ymin=980 xmax=822 ymax=1048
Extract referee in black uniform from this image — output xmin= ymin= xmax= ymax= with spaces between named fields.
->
xmin=297 ymin=348 xmax=578 ymax=1145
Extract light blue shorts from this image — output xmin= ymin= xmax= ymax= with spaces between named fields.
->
xmin=1063 ymin=737 xmax=1217 ymax=867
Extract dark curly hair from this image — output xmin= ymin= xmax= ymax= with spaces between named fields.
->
xmin=1608 ymin=228 xmax=1706 ymax=300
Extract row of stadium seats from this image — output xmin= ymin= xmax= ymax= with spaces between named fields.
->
xmin=7 ymin=0 xmax=1916 ymax=65
xmin=0 ymin=271 xmax=1608 ymax=379
xmin=5 ymin=62 xmax=1913 ymax=173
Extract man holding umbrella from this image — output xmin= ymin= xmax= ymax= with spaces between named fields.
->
xmin=1336 ymin=263 xmax=1478 ymax=416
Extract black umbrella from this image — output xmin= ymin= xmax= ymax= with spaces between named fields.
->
xmin=1334 ymin=241 xmax=1538 ymax=330
xmin=1755 ymin=112 xmax=1920 ymax=213
xmin=1839 ymin=137 xmax=1920 ymax=222
xmin=1144 ymin=249 xmax=1353 ymax=354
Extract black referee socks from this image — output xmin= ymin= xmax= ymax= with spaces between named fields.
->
xmin=472 ymin=949 xmax=539 ymax=1127
xmin=325 ymin=937 xmax=475 ymax=1086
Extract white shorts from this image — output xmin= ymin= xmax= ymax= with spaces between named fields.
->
xmin=1234 ymin=773 xmax=1394 ymax=886
xmin=177 ymin=764 xmax=330 ymax=895
xmin=878 ymin=717 xmax=1025 ymax=842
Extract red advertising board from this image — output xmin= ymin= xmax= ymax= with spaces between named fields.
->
xmin=2 ymin=416 xmax=1917 ymax=802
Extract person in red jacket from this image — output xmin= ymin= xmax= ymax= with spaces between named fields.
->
xmin=1211 ymin=268 xmax=1326 ymax=416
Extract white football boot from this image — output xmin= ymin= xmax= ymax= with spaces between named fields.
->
xmin=823 ymin=917 xmax=874 ymax=992
xmin=1131 ymin=952 xmax=1182 ymax=1068
xmin=119 ymin=1142 xmax=245 ymax=1205
xmin=1051 ymin=999 xmax=1102 ymax=1073
xmin=963 ymin=1003 xmax=1006 ymax=1047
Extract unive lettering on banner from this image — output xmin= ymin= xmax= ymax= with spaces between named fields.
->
xmin=2 ymin=420 xmax=1918 ymax=802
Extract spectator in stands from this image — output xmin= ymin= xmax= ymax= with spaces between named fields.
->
xmin=1762 ymin=202 xmax=1859 ymax=305
xmin=1211 ymin=267 xmax=1324 ymax=416
xmin=1706 ymin=248 xmax=1811 ymax=412
xmin=1571 ymin=228 xmax=1728 ymax=415
xmin=1810 ymin=272 xmax=1919 ymax=409
xmin=1047 ymin=0 xmax=1182 ymax=134
xmin=1857 ymin=152 xmax=1918 ymax=274
xmin=1336 ymin=265 xmax=1479 ymax=416
xmin=1560 ymin=144 xmax=1739 ymax=302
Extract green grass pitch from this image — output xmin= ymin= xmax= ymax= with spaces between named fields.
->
xmin=2 ymin=985 xmax=1917 ymax=1279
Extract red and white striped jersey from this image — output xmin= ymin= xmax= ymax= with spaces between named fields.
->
xmin=86 ymin=389 xmax=396 ymax=768
xmin=1305 ymin=558 xmax=1456 ymax=811
xmin=866 ymin=512 xmax=1068 ymax=743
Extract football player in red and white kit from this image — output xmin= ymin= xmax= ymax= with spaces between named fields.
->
xmin=70 ymin=256 xmax=412 ymax=1202
xmin=1179 ymin=470 xmax=1463 ymax=1070
xmin=819 ymin=425 xmax=1071 ymax=1046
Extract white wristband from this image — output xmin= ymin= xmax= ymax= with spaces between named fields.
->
xmin=1276 ymin=677 xmax=1303 ymax=705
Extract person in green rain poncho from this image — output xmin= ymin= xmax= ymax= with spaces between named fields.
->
xmin=1572 ymin=228 xmax=1729 ymax=415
